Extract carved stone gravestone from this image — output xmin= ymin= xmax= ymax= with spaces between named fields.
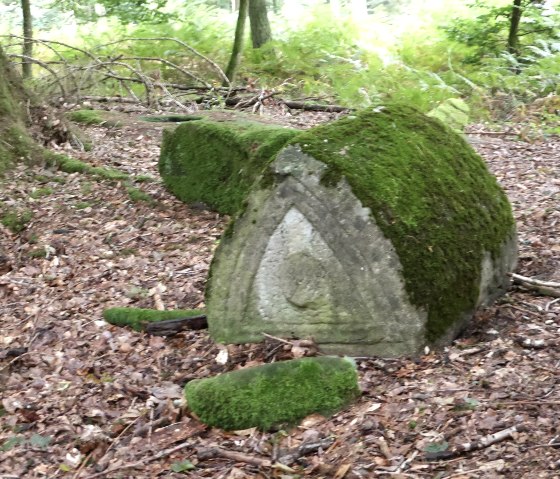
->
xmin=160 ymin=105 xmax=517 ymax=357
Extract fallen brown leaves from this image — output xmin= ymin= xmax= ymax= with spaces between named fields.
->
xmin=1 ymin=109 xmax=560 ymax=478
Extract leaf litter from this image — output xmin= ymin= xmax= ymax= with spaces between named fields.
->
xmin=1 ymin=107 xmax=560 ymax=478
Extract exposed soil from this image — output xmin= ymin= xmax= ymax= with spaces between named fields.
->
xmin=1 ymin=106 xmax=560 ymax=479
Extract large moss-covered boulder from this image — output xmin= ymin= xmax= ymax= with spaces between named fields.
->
xmin=206 ymin=105 xmax=517 ymax=357
xmin=185 ymin=356 xmax=360 ymax=431
xmin=158 ymin=115 xmax=298 ymax=215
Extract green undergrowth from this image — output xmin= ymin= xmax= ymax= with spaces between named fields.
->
xmin=126 ymin=186 xmax=155 ymax=204
xmin=46 ymin=153 xmax=129 ymax=181
xmin=185 ymin=356 xmax=360 ymax=431
xmin=67 ymin=109 xmax=122 ymax=127
xmin=0 ymin=207 xmax=33 ymax=233
xmin=29 ymin=186 xmax=54 ymax=199
xmin=0 ymin=126 xmax=43 ymax=173
xmin=284 ymin=104 xmax=514 ymax=343
xmin=159 ymin=119 xmax=298 ymax=215
xmin=103 ymin=307 xmax=204 ymax=331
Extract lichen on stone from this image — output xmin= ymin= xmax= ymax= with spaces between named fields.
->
xmin=184 ymin=356 xmax=360 ymax=431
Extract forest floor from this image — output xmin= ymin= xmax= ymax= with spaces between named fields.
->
xmin=1 ymin=104 xmax=560 ymax=479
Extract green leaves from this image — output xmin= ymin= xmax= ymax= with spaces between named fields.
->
xmin=170 ymin=460 xmax=196 ymax=473
xmin=0 ymin=434 xmax=51 ymax=452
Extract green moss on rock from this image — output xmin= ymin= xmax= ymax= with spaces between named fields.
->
xmin=286 ymin=105 xmax=514 ymax=343
xmin=103 ymin=307 xmax=203 ymax=332
xmin=185 ymin=356 xmax=360 ymax=431
xmin=159 ymin=119 xmax=299 ymax=215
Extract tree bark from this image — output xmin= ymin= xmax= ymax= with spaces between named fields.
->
xmin=224 ymin=0 xmax=248 ymax=84
xmin=21 ymin=0 xmax=33 ymax=79
xmin=507 ymin=0 xmax=523 ymax=56
xmin=0 ymin=45 xmax=34 ymax=169
xmin=248 ymin=0 xmax=272 ymax=48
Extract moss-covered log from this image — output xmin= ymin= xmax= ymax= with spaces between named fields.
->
xmin=158 ymin=116 xmax=298 ymax=215
xmin=185 ymin=356 xmax=360 ymax=431
xmin=103 ymin=307 xmax=204 ymax=332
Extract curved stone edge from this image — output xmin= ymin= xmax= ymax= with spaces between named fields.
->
xmin=184 ymin=356 xmax=360 ymax=431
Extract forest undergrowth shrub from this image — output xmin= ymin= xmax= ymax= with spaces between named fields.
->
xmin=15 ymin=1 xmax=560 ymax=124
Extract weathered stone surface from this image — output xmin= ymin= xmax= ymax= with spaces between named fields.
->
xmin=206 ymin=106 xmax=517 ymax=356
xmin=184 ymin=356 xmax=360 ymax=431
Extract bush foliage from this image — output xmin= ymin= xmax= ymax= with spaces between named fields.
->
xmin=3 ymin=0 xmax=560 ymax=122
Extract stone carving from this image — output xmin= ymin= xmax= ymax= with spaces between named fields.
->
xmin=161 ymin=105 xmax=518 ymax=357
xmin=208 ymin=148 xmax=429 ymax=356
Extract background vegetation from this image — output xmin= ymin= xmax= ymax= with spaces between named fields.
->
xmin=1 ymin=0 xmax=559 ymax=126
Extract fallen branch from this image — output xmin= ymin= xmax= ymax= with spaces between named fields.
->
xmin=282 ymin=100 xmax=352 ymax=113
xmin=144 ymin=315 xmax=208 ymax=336
xmin=511 ymin=273 xmax=560 ymax=298
xmin=197 ymin=447 xmax=295 ymax=472
xmin=81 ymin=424 xmax=205 ymax=479
xmin=98 ymin=37 xmax=229 ymax=86
xmin=426 ymin=424 xmax=528 ymax=460
xmin=276 ymin=438 xmax=335 ymax=465
xmin=456 ymin=424 xmax=528 ymax=452
xmin=8 ymin=54 xmax=67 ymax=97
xmin=514 ymin=336 xmax=560 ymax=349
xmin=79 ymin=96 xmax=139 ymax=104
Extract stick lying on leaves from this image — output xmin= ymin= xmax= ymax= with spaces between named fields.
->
xmin=425 ymin=424 xmax=528 ymax=460
xmin=197 ymin=447 xmax=295 ymax=473
xmin=511 ymin=273 xmax=560 ymax=298
xmin=82 ymin=424 xmax=205 ymax=479
xmin=514 ymin=336 xmax=560 ymax=349
xmin=144 ymin=315 xmax=207 ymax=336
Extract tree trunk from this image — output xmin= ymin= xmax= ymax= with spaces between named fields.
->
xmin=507 ymin=0 xmax=523 ymax=56
xmin=0 ymin=45 xmax=36 ymax=170
xmin=21 ymin=0 xmax=33 ymax=79
xmin=224 ymin=0 xmax=249 ymax=84
xmin=248 ymin=0 xmax=272 ymax=49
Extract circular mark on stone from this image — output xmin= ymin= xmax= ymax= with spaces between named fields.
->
xmin=279 ymin=252 xmax=331 ymax=308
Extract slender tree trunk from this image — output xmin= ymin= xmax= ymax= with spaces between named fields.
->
xmin=248 ymin=0 xmax=272 ymax=49
xmin=224 ymin=0 xmax=248 ymax=84
xmin=0 ymin=45 xmax=35 ymax=169
xmin=21 ymin=0 xmax=33 ymax=79
xmin=507 ymin=0 xmax=523 ymax=56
